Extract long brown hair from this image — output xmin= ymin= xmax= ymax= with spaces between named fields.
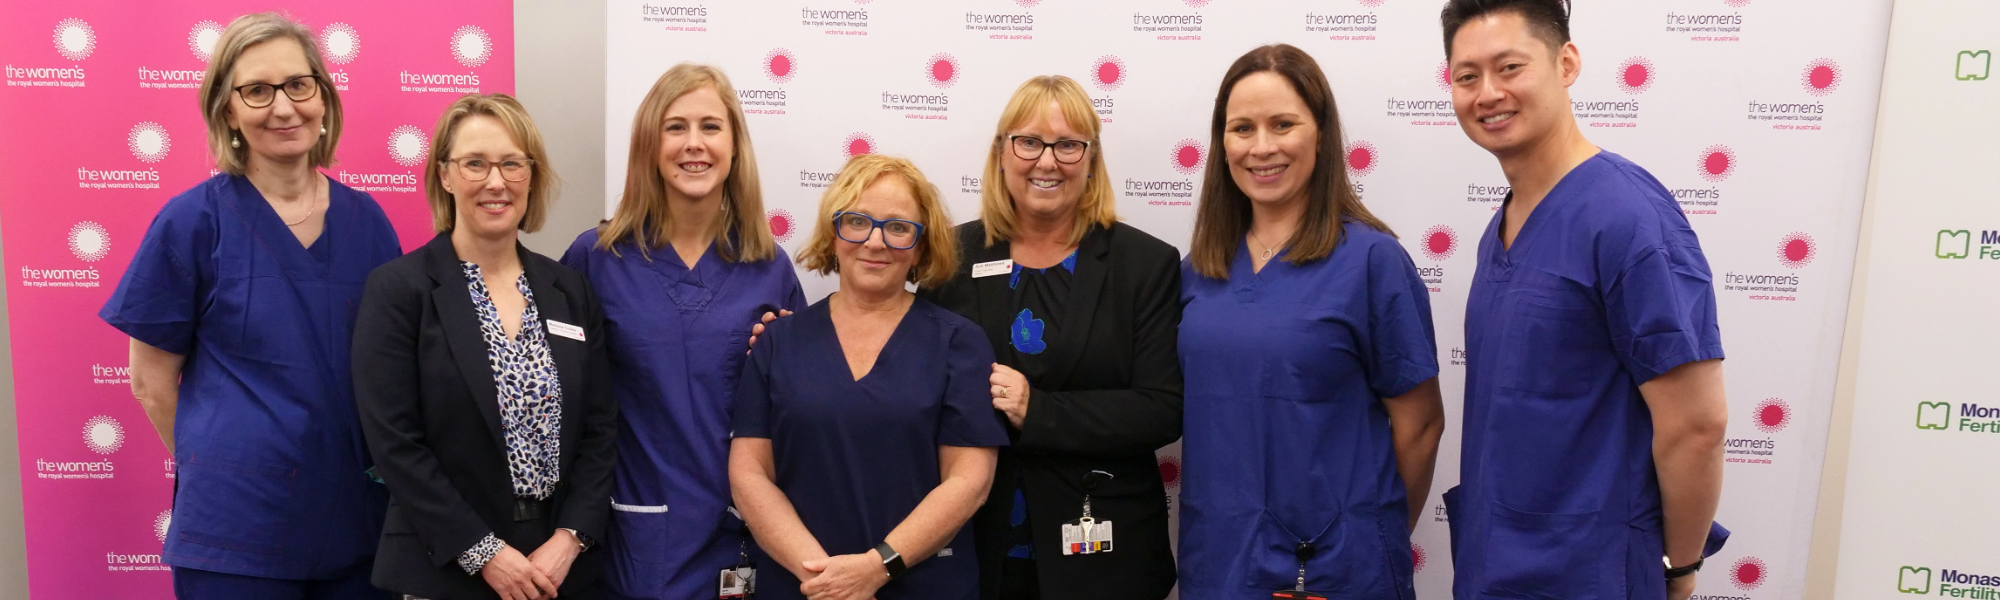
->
xmin=1188 ymin=44 xmax=1392 ymax=280
xmin=597 ymin=63 xmax=775 ymax=262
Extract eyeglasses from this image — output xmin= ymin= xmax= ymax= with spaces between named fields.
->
xmin=232 ymin=75 xmax=322 ymax=109
xmin=1008 ymin=135 xmax=1092 ymax=164
xmin=832 ymin=211 xmax=925 ymax=250
xmin=444 ymin=157 xmax=535 ymax=183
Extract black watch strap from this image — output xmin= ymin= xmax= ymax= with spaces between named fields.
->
xmin=1664 ymin=557 xmax=1703 ymax=580
xmin=876 ymin=541 xmax=907 ymax=580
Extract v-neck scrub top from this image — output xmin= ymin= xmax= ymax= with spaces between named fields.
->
xmin=559 ymin=230 xmax=805 ymax=600
xmin=1175 ymin=221 xmax=1438 ymax=598
xmin=100 ymin=173 xmax=402 ymax=579
xmin=732 ymin=296 xmax=1010 ymax=600
xmin=1450 ymin=151 xmax=1724 ymax=600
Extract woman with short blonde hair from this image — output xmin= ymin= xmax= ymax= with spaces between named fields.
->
xmin=919 ymin=75 xmax=1184 ymax=600
xmin=557 ymin=63 xmax=806 ymax=600
xmin=101 ymin=11 xmax=402 ymax=598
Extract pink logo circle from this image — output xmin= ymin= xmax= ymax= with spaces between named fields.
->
xmin=1777 ymin=232 xmax=1816 ymax=269
xmin=1359 ymin=0 xmax=1386 ymax=7
xmin=1092 ymin=55 xmax=1127 ymax=92
xmin=844 ymin=132 xmax=876 ymax=159
xmin=1801 ymin=59 xmax=1841 ymax=96
xmin=1618 ymin=57 xmax=1655 ymax=94
xmin=1722 ymin=0 xmax=1752 ymax=7
xmin=1422 ymin=225 xmax=1458 ymax=261
xmin=1346 ymin=141 xmax=1378 ymax=177
xmin=1183 ymin=0 xmax=1212 ymax=7
xmin=1157 ymin=454 xmax=1181 ymax=490
xmin=1754 ymin=398 xmax=1791 ymax=433
xmin=768 ymin=209 xmax=796 ymax=243
xmin=927 ymin=53 xmax=961 ymax=89
xmin=1412 ymin=543 xmax=1427 ymax=573
xmin=1698 ymin=145 xmax=1736 ymax=182
xmin=1437 ymin=61 xmax=1453 ymax=92
xmin=53 ymin=18 xmax=96 ymax=61
xmin=764 ymin=48 xmax=796 ymax=84
xmin=1731 ymin=556 xmax=1768 ymax=591
xmin=1015 ymin=0 xmax=1042 ymax=7
xmin=1170 ymin=139 xmax=1206 ymax=175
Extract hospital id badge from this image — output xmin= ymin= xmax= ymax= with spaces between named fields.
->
xmin=1059 ymin=516 xmax=1114 ymax=555
xmin=1271 ymin=591 xmax=1328 ymax=600
xmin=718 ymin=566 xmax=755 ymax=599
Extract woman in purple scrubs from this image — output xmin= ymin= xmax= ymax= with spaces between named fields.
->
xmin=558 ymin=64 xmax=804 ymax=600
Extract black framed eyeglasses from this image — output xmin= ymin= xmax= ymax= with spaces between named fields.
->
xmin=832 ymin=211 xmax=925 ymax=250
xmin=444 ymin=157 xmax=535 ymax=183
xmin=232 ymin=75 xmax=322 ymax=108
xmin=1008 ymin=135 xmax=1092 ymax=164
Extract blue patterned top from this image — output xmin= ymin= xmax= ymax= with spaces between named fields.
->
xmin=456 ymin=261 xmax=566 ymax=573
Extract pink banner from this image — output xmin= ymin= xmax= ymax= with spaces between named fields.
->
xmin=0 ymin=2 xmax=511 ymax=596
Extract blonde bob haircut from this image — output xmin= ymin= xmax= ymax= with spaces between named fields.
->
xmin=796 ymin=154 xmax=959 ymax=290
xmin=199 ymin=12 xmax=344 ymax=175
xmin=978 ymin=75 xmax=1117 ymax=248
xmin=423 ymin=93 xmax=558 ymax=234
xmin=597 ymin=63 xmax=776 ymax=263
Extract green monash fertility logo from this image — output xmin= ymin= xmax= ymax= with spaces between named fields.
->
xmin=1958 ymin=50 xmax=1990 ymax=81
xmin=1901 ymin=566 xmax=1932 ymax=594
xmin=1918 ymin=402 xmax=1952 ymax=430
xmin=1936 ymin=229 xmax=2000 ymax=260
xmin=1899 ymin=564 xmax=2000 ymax=595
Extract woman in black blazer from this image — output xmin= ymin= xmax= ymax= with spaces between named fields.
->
xmin=920 ymin=75 xmax=1182 ymax=600
xmin=354 ymin=94 xmax=616 ymax=600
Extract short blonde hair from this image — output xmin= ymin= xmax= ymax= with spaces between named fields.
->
xmin=979 ymin=76 xmax=1117 ymax=247
xmin=797 ymin=155 xmax=959 ymax=289
xmin=423 ymin=94 xmax=558 ymax=233
xmin=200 ymin=12 xmax=344 ymax=175
xmin=597 ymin=63 xmax=775 ymax=263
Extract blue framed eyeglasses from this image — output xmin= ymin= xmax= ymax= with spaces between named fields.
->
xmin=831 ymin=211 xmax=925 ymax=250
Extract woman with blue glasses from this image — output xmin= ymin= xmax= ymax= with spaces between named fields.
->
xmin=729 ymin=154 xmax=1008 ymax=600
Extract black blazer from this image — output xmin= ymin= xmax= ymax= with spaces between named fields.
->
xmin=353 ymin=232 xmax=617 ymax=599
xmin=921 ymin=221 xmax=1183 ymax=600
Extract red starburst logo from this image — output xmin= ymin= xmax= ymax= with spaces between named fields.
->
xmin=1015 ymin=0 xmax=1042 ymax=7
xmin=1157 ymin=454 xmax=1181 ymax=490
xmin=1437 ymin=61 xmax=1453 ymax=92
xmin=1618 ymin=57 xmax=1656 ymax=94
xmin=843 ymin=133 xmax=876 ymax=160
xmin=768 ymin=209 xmax=795 ymax=243
xmin=1183 ymin=0 xmax=1212 ymax=6
xmin=1170 ymin=139 xmax=1206 ymax=175
xmin=1777 ymin=232 xmax=1816 ymax=269
xmin=1731 ymin=557 xmax=1768 ymax=591
xmin=1801 ymin=59 xmax=1842 ymax=96
xmin=1346 ymin=141 xmax=1378 ymax=177
xmin=1722 ymin=0 xmax=1752 ymax=7
xmin=1412 ymin=543 xmax=1428 ymax=573
xmin=764 ymin=48 xmax=796 ymax=84
xmin=1421 ymin=225 xmax=1459 ymax=262
xmin=1754 ymin=398 xmax=1792 ymax=433
xmin=1358 ymin=0 xmax=1386 ymax=7
xmin=1699 ymin=145 xmax=1736 ymax=182
xmin=1092 ymin=55 xmax=1127 ymax=92
xmin=927 ymin=53 xmax=961 ymax=89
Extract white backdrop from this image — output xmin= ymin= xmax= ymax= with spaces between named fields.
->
xmin=1831 ymin=0 xmax=1999 ymax=597
xmin=604 ymin=0 xmax=1894 ymax=597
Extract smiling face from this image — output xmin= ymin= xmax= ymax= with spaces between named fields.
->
xmin=655 ymin=85 xmax=735 ymax=203
xmin=225 ymin=37 xmax=324 ymax=166
xmin=835 ymin=176 xmax=923 ymax=296
xmin=443 ymin=115 xmax=531 ymax=242
xmin=1223 ymin=71 xmax=1320 ymax=210
xmin=1002 ymin=101 xmax=1091 ymax=224
xmin=1448 ymin=10 xmax=1580 ymax=159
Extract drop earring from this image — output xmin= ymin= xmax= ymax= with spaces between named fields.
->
xmin=320 ymin=125 xmax=328 ymax=136
xmin=230 ymin=134 xmax=241 ymax=149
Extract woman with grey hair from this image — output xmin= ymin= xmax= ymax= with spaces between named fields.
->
xmin=99 ymin=12 xmax=402 ymax=599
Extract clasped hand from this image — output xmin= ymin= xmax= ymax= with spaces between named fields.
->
xmin=481 ymin=530 xmax=581 ymax=600
xmin=799 ymin=550 xmax=887 ymax=600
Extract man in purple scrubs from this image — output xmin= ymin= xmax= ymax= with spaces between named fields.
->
xmin=1440 ymin=1 xmax=1730 ymax=599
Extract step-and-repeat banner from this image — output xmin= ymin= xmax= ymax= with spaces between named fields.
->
xmin=1832 ymin=0 xmax=1998 ymax=598
xmin=0 ymin=2 xmax=510 ymax=597
xmin=606 ymin=0 xmax=1891 ymax=598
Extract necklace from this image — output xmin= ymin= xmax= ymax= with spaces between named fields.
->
xmin=281 ymin=177 xmax=319 ymax=227
xmin=1247 ymin=228 xmax=1282 ymax=261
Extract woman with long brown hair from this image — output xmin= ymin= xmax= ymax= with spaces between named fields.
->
xmin=557 ymin=63 xmax=805 ymax=600
xmin=1175 ymin=44 xmax=1444 ymax=598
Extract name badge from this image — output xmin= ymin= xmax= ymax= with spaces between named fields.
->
xmin=972 ymin=259 xmax=1014 ymax=278
xmin=718 ymin=566 xmax=754 ymax=599
xmin=547 ymin=320 xmax=586 ymax=342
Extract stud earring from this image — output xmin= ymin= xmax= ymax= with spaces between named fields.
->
xmin=230 ymin=134 xmax=240 ymax=149
xmin=320 ymin=125 xmax=327 ymax=136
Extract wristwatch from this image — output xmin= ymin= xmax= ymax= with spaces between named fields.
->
xmin=1664 ymin=556 xmax=1703 ymax=580
xmin=875 ymin=541 xmax=907 ymax=580
xmin=560 ymin=528 xmax=593 ymax=552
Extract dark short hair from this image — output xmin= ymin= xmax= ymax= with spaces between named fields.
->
xmin=1440 ymin=0 xmax=1570 ymax=58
